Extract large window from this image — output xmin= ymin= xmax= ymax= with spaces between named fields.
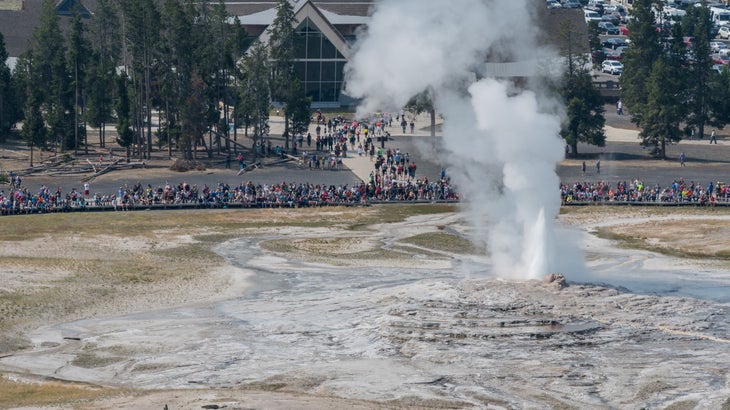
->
xmin=292 ymin=18 xmax=347 ymax=103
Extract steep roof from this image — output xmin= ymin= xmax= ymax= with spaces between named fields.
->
xmin=255 ymin=0 xmax=350 ymax=58
xmin=55 ymin=0 xmax=90 ymax=17
xmin=1 ymin=0 xmax=588 ymax=64
xmin=0 ymin=0 xmax=96 ymax=57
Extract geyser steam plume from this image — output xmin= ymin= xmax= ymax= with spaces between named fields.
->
xmin=345 ymin=0 xmax=574 ymax=280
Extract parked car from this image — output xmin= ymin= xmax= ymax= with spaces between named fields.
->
xmin=604 ymin=4 xmax=628 ymax=22
xmin=601 ymin=12 xmax=622 ymax=25
xmin=710 ymin=41 xmax=727 ymax=53
xmin=598 ymin=21 xmax=620 ymax=35
xmin=587 ymin=0 xmax=605 ymax=8
xmin=547 ymin=0 xmax=562 ymax=8
xmin=601 ymin=60 xmax=624 ymax=75
xmin=586 ymin=0 xmax=605 ymax=15
xmin=712 ymin=53 xmax=730 ymax=65
xmin=602 ymin=37 xmax=628 ymax=49
xmin=584 ymin=10 xmax=603 ymax=24
xmin=719 ymin=26 xmax=730 ymax=39
xmin=711 ymin=24 xmax=721 ymax=40
xmin=619 ymin=25 xmax=630 ymax=35
xmin=604 ymin=46 xmax=628 ymax=60
xmin=563 ymin=0 xmax=582 ymax=9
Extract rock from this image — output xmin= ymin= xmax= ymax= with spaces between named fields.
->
xmin=543 ymin=273 xmax=568 ymax=289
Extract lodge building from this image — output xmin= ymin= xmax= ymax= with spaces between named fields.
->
xmin=0 ymin=0 xmax=588 ymax=107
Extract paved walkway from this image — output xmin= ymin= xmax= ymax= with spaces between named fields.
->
xmin=241 ymin=111 xmax=730 ymax=188
xmin=264 ymin=112 xmax=442 ymax=183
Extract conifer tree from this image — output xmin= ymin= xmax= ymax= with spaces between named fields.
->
xmin=268 ymin=0 xmax=297 ymax=150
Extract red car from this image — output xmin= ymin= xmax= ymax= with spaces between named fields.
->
xmin=712 ymin=53 xmax=730 ymax=65
xmin=619 ymin=25 xmax=630 ymax=36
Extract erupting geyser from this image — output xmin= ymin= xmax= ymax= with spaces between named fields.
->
xmin=345 ymin=0 xmax=574 ymax=279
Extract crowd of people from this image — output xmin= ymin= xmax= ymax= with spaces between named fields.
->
xmin=0 ymin=175 xmax=459 ymax=215
xmin=1 ymin=111 xmax=461 ymax=216
xmin=561 ymin=178 xmax=730 ymax=205
xmin=5 ymin=173 xmax=730 ymax=216
xmin=7 ymin=108 xmax=730 ymax=215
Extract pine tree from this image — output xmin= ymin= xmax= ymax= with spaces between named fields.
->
xmin=239 ymin=40 xmax=270 ymax=160
xmin=560 ymin=67 xmax=606 ymax=157
xmin=268 ymin=0 xmax=297 ymax=150
xmin=683 ymin=3 xmax=717 ymax=138
xmin=27 ymin=0 xmax=73 ymax=156
xmin=86 ymin=0 xmax=121 ymax=150
xmin=67 ymin=8 xmax=91 ymax=154
xmin=0 ymin=32 xmax=22 ymax=141
xmin=121 ymin=0 xmax=160 ymax=159
xmin=286 ymin=78 xmax=311 ymax=141
xmin=640 ymin=57 xmax=684 ymax=158
xmin=555 ymin=19 xmax=605 ymax=157
xmin=620 ymin=0 xmax=661 ymax=128
xmin=115 ymin=72 xmax=134 ymax=162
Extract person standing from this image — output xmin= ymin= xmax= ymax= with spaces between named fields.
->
xmin=617 ymin=100 xmax=623 ymax=115
xmin=710 ymin=130 xmax=718 ymax=144
xmin=84 ymin=182 xmax=90 ymax=196
xmin=679 ymin=151 xmax=686 ymax=167
xmin=581 ymin=161 xmax=586 ymax=176
xmin=596 ymin=159 xmax=601 ymax=174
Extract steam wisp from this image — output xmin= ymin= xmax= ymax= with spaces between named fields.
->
xmin=345 ymin=0 xmax=571 ymax=279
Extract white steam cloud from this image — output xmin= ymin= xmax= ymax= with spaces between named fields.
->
xmin=345 ymin=0 xmax=579 ymax=280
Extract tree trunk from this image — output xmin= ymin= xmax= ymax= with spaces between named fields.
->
xmin=208 ymin=129 xmax=213 ymax=158
xmin=430 ymin=108 xmax=436 ymax=137
xmin=74 ymin=61 xmax=79 ymax=156
xmin=571 ymin=141 xmax=579 ymax=158
xmin=83 ymin=94 xmax=88 ymax=155
xmin=284 ymin=112 xmax=290 ymax=149
xmin=660 ymin=138 xmax=666 ymax=159
xmin=166 ymin=100 xmax=172 ymax=159
xmin=145 ymin=51 xmax=152 ymax=160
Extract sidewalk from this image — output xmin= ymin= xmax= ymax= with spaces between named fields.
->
xmin=605 ymin=125 xmax=725 ymax=145
xmin=263 ymin=112 xmax=442 ymax=183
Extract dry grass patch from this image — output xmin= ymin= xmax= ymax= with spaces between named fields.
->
xmin=347 ymin=203 xmax=457 ymax=230
xmin=594 ymin=219 xmax=730 ymax=259
xmin=398 ymin=232 xmax=479 ymax=255
xmin=261 ymin=236 xmax=378 ymax=255
xmin=72 ymin=352 xmax=126 ymax=369
xmin=0 ymin=374 xmax=125 ymax=408
xmin=260 ymin=236 xmax=410 ymax=264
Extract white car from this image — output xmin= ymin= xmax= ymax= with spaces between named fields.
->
xmin=719 ymin=26 xmax=730 ymax=40
xmin=602 ymin=60 xmax=624 ymax=75
xmin=584 ymin=10 xmax=602 ymax=24
xmin=710 ymin=41 xmax=728 ymax=53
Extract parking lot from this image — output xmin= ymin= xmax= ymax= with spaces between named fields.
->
xmin=570 ymin=0 xmax=730 ymax=78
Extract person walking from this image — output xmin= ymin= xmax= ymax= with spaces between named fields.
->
xmin=596 ymin=159 xmax=601 ymax=174
xmin=710 ymin=130 xmax=718 ymax=144
xmin=581 ymin=161 xmax=586 ymax=176
xmin=679 ymin=151 xmax=686 ymax=167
